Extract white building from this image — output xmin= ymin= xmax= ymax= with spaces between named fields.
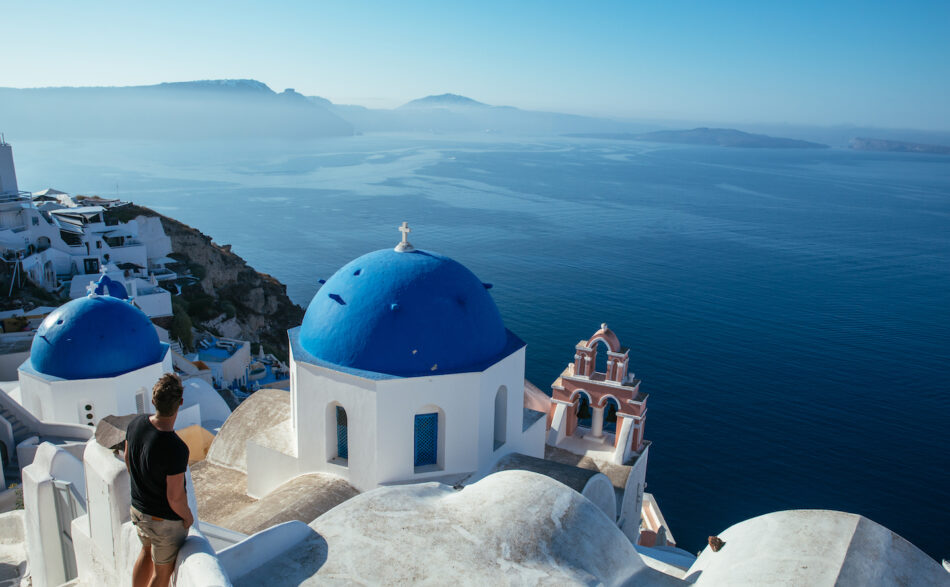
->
xmin=187 ymin=336 xmax=252 ymax=391
xmin=0 ymin=138 xmax=174 ymax=320
xmin=16 ymin=292 xmax=173 ymax=428
xmin=0 ymin=286 xmax=230 ymax=487
xmin=173 ymin=230 xmax=550 ymax=513
xmin=276 ymin=232 xmax=545 ymax=493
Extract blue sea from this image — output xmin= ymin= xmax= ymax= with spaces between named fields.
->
xmin=14 ymin=134 xmax=950 ymax=559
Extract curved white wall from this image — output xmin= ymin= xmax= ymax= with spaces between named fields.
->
xmin=581 ymin=473 xmax=618 ymax=522
xmin=289 ymin=345 xmax=527 ymax=492
xmin=17 ymin=350 xmax=172 ymax=428
xmin=182 ymin=378 xmax=232 ymax=430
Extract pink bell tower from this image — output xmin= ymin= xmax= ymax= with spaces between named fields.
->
xmin=547 ymin=324 xmax=649 ymax=463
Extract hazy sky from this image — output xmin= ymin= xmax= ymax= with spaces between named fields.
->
xmin=5 ymin=1 xmax=949 ymax=129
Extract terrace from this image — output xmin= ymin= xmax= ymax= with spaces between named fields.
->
xmin=195 ymin=337 xmax=243 ymax=362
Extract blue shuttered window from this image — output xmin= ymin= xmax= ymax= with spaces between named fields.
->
xmin=336 ymin=406 xmax=348 ymax=460
xmin=414 ymin=412 xmax=438 ymax=467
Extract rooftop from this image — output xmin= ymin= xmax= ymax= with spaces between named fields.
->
xmin=298 ymin=240 xmax=513 ymax=377
xmin=492 ymin=453 xmax=601 ymax=494
xmin=227 ymin=471 xmax=679 ymax=586
xmin=191 ymin=336 xmax=246 ymax=363
xmin=544 ymin=444 xmax=642 ymax=491
xmin=191 ymin=461 xmax=358 ymax=535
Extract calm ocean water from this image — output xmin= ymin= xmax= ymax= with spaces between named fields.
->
xmin=14 ymin=134 xmax=950 ymax=559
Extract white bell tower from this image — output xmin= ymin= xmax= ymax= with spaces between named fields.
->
xmin=0 ymin=135 xmax=19 ymax=195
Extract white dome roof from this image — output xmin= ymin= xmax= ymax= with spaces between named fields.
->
xmin=182 ymin=378 xmax=231 ymax=430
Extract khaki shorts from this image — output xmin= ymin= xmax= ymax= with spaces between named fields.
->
xmin=130 ymin=506 xmax=188 ymax=565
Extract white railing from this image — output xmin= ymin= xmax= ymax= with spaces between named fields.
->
xmin=0 ymin=191 xmax=33 ymax=205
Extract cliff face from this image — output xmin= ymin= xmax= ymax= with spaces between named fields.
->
xmin=106 ymin=204 xmax=304 ymax=360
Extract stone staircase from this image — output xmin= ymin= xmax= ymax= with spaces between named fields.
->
xmin=0 ymin=391 xmax=92 ymax=485
xmin=0 ymin=399 xmax=30 ymax=481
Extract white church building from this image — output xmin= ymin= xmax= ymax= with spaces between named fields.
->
xmin=16 ymin=281 xmax=172 ymax=429
xmin=0 ymin=273 xmax=231 ymax=486
xmin=267 ymin=226 xmax=544 ymax=494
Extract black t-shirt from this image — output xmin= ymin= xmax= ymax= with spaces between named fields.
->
xmin=126 ymin=414 xmax=190 ymax=520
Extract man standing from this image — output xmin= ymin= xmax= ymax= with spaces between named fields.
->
xmin=125 ymin=373 xmax=193 ymax=587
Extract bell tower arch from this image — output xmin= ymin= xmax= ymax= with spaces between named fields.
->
xmin=548 ymin=324 xmax=649 ymax=464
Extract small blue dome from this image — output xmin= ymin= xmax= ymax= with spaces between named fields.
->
xmin=300 ymin=249 xmax=507 ymax=376
xmin=30 ymin=295 xmax=165 ymax=380
xmin=93 ymin=274 xmax=128 ymax=300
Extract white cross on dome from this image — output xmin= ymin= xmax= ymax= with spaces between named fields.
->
xmin=395 ymin=221 xmax=415 ymax=252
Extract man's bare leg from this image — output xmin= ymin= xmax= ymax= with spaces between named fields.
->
xmin=132 ymin=545 xmax=153 ymax=587
xmin=149 ymin=561 xmax=176 ymax=587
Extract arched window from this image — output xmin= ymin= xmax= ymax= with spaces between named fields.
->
xmin=326 ymin=403 xmax=348 ymax=465
xmin=576 ymin=392 xmax=592 ymax=430
xmin=336 ymin=406 xmax=348 ymax=461
xmin=494 ymin=385 xmax=508 ymax=450
xmin=594 ymin=340 xmax=609 ymax=375
xmin=414 ymin=411 xmax=439 ymax=469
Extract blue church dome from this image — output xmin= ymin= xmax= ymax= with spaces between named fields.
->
xmin=30 ymin=294 xmax=165 ymax=380
xmin=299 ymin=248 xmax=508 ymax=377
xmin=93 ymin=274 xmax=128 ymax=300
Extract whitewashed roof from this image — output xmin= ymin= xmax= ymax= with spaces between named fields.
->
xmin=687 ymin=509 xmax=949 ymax=585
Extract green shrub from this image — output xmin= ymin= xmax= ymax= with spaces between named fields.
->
xmin=171 ymin=295 xmax=189 ymax=313
xmin=170 ymin=305 xmax=193 ymax=350
xmin=221 ymin=300 xmax=237 ymax=320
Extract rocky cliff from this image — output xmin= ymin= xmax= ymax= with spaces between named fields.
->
xmin=105 ymin=204 xmax=304 ymax=360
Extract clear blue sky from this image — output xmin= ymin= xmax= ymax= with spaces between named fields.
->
xmin=5 ymin=1 xmax=949 ymax=129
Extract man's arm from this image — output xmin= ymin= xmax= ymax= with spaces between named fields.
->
xmin=166 ymin=473 xmax=194 ymax=530
xmin=124 ymin=440 xmax=129 ymax=471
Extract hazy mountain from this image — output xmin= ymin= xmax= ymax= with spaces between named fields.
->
xmin=399 ymin=93 xmax=491 ymax=110
xmin=10 ymin=80 xmax=938 ymax=145
xmin=0 ymin=80 xmax=353 ymax=139
xmin=155 ymin=79 xmax=275 ymax=94
xmin=323 ymin=93 xmax=645 ymax=134
xmin=307 ymin=95 xmax=335 ymax=108
xmin=568 ymin=128 xmax=828 ymax=149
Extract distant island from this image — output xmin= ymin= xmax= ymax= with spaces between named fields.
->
xmin=340 ymin=91 xmax=629 ymax=134
xmin=849 ymin=137 xmax=950 ymax=155
xmin=567 ymin=128 xmax=829 ymax=149
xmin=399 ymin=93 xmax=492 ymax=109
